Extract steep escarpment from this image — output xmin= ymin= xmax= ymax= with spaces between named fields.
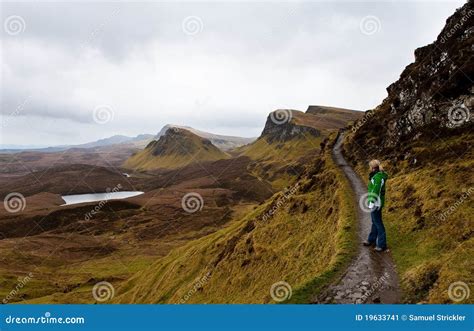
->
xmin=260 ymin=109 xmax=322 ymax=143
xmin=241 ymin=108 xmax=363 ymax=189
xmin=124 ymin=128 xmax=229 ymax=170
xmin=343 ymin=1 xmax=473 ymax=303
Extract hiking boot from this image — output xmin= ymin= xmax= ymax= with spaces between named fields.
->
xmin=363 ymin=241 xmax=375 ymax=247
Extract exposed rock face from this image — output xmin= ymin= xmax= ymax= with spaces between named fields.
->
xmin=261 ymin=109 xmax=321 ymax=143
xmin=346 ymin=1 xmax=473 ymax=158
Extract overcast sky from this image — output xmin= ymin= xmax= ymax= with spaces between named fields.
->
xmin=0 ymin=0 xmax=466 ymax=146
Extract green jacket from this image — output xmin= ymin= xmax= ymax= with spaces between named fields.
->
xmin=368 ymin=171 xmax=388 ymax=208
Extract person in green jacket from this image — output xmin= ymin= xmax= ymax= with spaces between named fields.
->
xmin=363 ymin=159 xmax=389 ymax=252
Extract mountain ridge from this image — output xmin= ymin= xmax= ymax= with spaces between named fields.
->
xmin=0 ymin=134 xmax=155 ymax=153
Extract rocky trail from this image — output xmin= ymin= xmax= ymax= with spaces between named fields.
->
xmin=314 ymin=133 xmax=401 ymax=303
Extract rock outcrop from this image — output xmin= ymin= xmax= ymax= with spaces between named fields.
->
xmin=346 ymin=1 xmax=473 ymax=159
xmin=261 ymin=109 xmax=321 ymax=143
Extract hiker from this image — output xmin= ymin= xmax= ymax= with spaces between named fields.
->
xmin=363 ymin=159 xmax=388 ymax=252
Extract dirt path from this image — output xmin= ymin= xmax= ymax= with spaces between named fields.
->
xmin=315 ymin=133 xmax=401 ymax=303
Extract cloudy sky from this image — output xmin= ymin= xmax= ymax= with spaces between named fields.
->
xmin=0 ymin=0 xmax=466 ymax=147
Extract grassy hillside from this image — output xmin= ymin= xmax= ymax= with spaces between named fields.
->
xmin=114 ymin=141 xmax=358 ymax=303
xmin=124 ymin=128 xmax=229 ymax=170
xmin=341 ymin=1 xmax=473 ymax=303
xmin=305 ymin=105 xmax=363 ymax=130
xmin=348 ymin=132 xmax=473 ymax=303
xmin=241 ymin=135 xmax=322 ymax=190
xmin=238 ymin=108 xmax=363 ymax=190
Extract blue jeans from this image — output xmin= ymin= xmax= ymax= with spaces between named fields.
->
xmin=368 ymin=208 xmax=387 ymax=249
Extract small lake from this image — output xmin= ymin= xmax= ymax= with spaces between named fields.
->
xmin=61 ymin=191 xmax=144 ymax=206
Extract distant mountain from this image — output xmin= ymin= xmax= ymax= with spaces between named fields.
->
xmin=124 ymin=128 xmax=230 ymax=170
xmin=0 ymin=134 xmax=155 ymax=153
xmin=0 ymin=144 xmax=49 ymax=151
xmin=155 ymin=124 xmax=256 ymax=151
xmin=75 ymin=134 xmax=151 ymax=149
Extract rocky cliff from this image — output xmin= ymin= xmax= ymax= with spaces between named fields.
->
xmin=345 ymin=1 xmax=473 ymax=161
xmin=260 ymin=109 xmax=322 ymax=143
xmin=342 ymin=1 xmax=473 ymax=304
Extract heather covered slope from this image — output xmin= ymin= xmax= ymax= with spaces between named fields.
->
xmin=342 ymin=1 xmax=473 ymax=303
xmin=114 ymin=141 xmax=357 ymax=303
xmin=124 ymin=128 xmax=229 ymax=170
xmin=111 ymin=108 xmax=364 ymax=303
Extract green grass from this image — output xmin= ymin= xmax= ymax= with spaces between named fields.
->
xmin=287 ymin=152 xmax=358 ymax=303
xmin=239 ymin=135 xmax=322 ymax=190
xmin=10 ymin=254 xmax=157 ymax=304
xmin=114 ymin=141 xmax=359 ymax=304
xmin=351 ymin=134 xmax=474 ymax=303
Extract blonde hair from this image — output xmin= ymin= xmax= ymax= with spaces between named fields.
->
xmin=369 ymin=159 xmax=384 ymax=171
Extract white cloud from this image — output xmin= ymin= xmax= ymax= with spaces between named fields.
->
xmin=0 ymin=0 xmax=466 ymax=145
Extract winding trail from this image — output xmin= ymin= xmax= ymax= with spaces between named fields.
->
xmin=315 ymin=133 xmax=401 ymax=303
